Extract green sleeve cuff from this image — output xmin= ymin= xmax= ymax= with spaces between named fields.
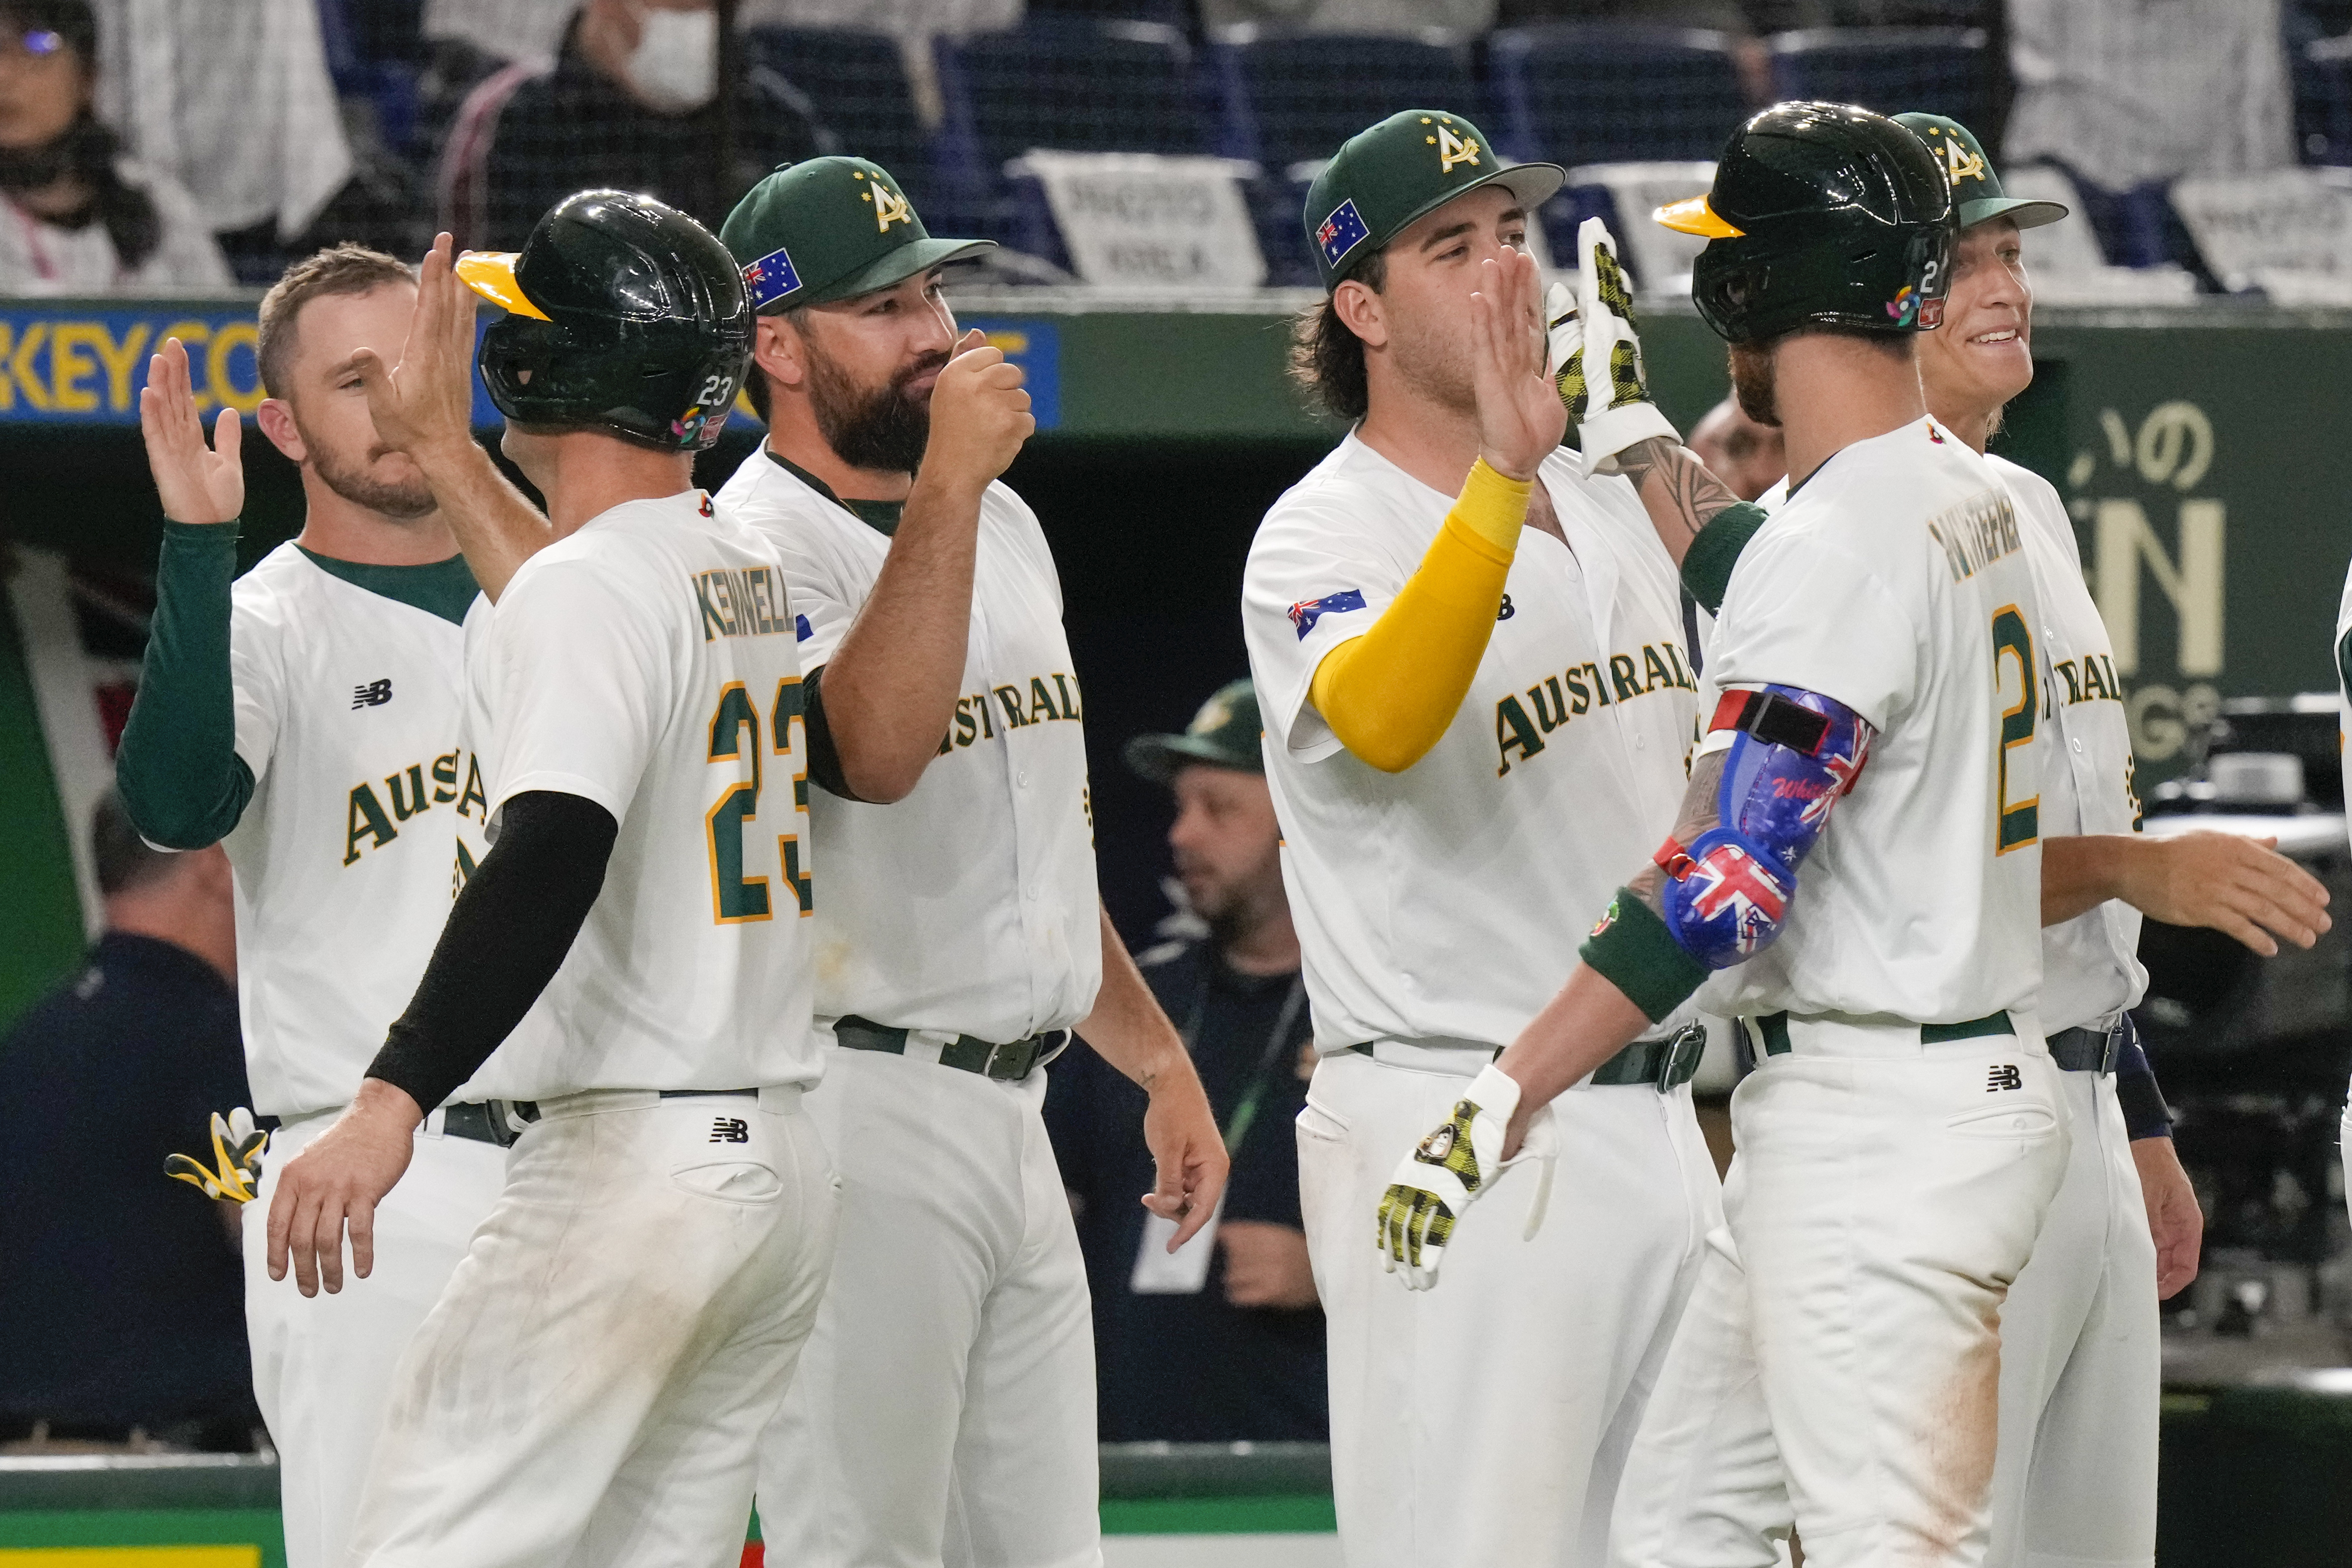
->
xmin=118 ymin=519 xmax=255 ymax=848
xmin=1579 ymin=888 xmax=1710 ymax=1024
xmin=1680 ymin=501 xmax=1769 ymax=616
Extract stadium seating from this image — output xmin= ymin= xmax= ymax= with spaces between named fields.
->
xmin=1767 ymin=26 xmax=1994 ymax=131
xmin=1487 ymin=25 xmax=1748 ymax=169
xmin=933 ymin=19 xmax=1204 ymax=236
xmin=744 ymin=28 xmax=932 ymax=202
xmin=2294 ymin=30 xmax=2352 ymax=165
xmin=1206 ymin=27 xmax=1477 ymax=174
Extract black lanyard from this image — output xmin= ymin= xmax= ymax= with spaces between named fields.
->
xmin=1179 ymin=964 xmax=1307 ymax=1155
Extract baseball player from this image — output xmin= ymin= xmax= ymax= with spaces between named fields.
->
xmin=1602 ymin=114 xmax=2333 ymax=1568
xmin=263 ymin=190 xmax=837 ymax=1568
xmin=115 ymin=245 xmax=505 ymax=1568
xmin=1242 ymin=109 xmax=1724 ymax=1567
xmin=710 ymin=156 xmax=1226 ymax=1568
xmin=1371 ymin=103 xmax=2075 ymax=1567
xmin=2342 ymin=563 xmax=2352 ymax=1228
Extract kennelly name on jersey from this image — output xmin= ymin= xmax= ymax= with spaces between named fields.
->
xmin=1495 ymin=639 xmax=1699 ymax=777
xmin=695 ymin=564 xmax=795 ymax=642
xmin=346 ymin=745 xmax=489 ymax=884
xmin=943 ymin=672 xmax=1085 ymax=753
xmin=1927 ymin=488 xmax=2024 ymax=583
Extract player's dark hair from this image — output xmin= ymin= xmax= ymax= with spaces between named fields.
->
xmin=1289 ymin=248 xmax=1388 ymax=422
xmin=257 ymin=244 xmax=417 ymax=400
xmin=743 ymin=305 xmax=807 ymax=425
xmin=91 ymin=786 xmax=174 ymax=897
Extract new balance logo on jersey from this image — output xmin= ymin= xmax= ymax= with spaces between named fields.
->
xmin=1493 ymin=641 xmax=1700 ymax=776
xmin=1987 ymin=1064 xmax=2023 ymax=1092
xmin=1497 ymin=594 xmax=1515 ymax=622
xmin=352 ymin=679 xmax=393 ymax=709
xmin=710 ymin=1117 xmax=750 ymax=1144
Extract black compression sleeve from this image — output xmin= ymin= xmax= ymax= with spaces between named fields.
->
xmin=2114 ymin=1013 xmax=2173 ymax=1140
xmin=365 ymin=790 xmax=618 ymax=1111
xmin=801 ymin=664 xmax=867 ymax=802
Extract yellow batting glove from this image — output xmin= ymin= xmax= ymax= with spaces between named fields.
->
xmin=165 ymin=1107 xmax=270 ymax=1204
xmin=1375 ymin=1063 xmax=1524 ymax=1291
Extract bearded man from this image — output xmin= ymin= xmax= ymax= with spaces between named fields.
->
xmin=713 ymin=157 xmax=1226 ymax=1568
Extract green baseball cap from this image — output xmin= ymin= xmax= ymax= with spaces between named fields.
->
xmin=1125 ymin=679 xmax=1263 ymax=782
xmin=1304 ymin=109 xmax=1565 ymax=291
xmin=1893 ymin=114 xmax=2068 ymax=232
xmin=720 ymin=156 xmax=996 ymax=314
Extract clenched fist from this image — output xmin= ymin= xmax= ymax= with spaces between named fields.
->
xmin=921 ymin=328 xmax=1034 ymax=498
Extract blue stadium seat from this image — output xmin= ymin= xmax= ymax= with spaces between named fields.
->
xmin=744 ymin=27 xmax=932 ymax=201
xmin=1767 ymin=27 xmax=1993 ymax=130
xmin=2294 ymin=32 xmax=2352 ymax=165
xmin=933 ymin=18 xmax=1205 ymax=231
xmin=1208 ymin=27 xmax=1478 ymax=173
xmin=316 ymin=0 xmax=423 ymax=159
xmin=1487 ymin=24 xmax=1748 ymax=169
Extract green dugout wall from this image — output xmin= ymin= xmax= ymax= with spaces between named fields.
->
xmin=1 ymin=293 xmax=2348 ymax=1029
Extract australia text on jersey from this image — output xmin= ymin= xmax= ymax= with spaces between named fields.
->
xmin=1494 ymin=639 xmax=1699 ymax=777
xmin=942 ymin=672 xmax=1086 ymax=754
xmin=345 ymin=748 xmax=488 ymax=887
xmin=1927 ymin=488 xmax=2024 ymax=584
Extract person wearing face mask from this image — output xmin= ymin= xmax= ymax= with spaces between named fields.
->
xmin=0 ymin=0 xmax=227 ymax=291
xmin=1045 ymin=679 xmax=1329 ymax=1444
xmin=436 ymin=0 xmax=826 ymax=253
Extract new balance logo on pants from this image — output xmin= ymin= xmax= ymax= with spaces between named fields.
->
xmin=1987 ymin=1064 xmax=2023 ymax=1092
xmin=710 ymin=1118 xmax=750 ymax=1143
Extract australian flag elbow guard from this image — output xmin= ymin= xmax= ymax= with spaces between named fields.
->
xmin=1656 ymin=684 xmax=1871 ymax=969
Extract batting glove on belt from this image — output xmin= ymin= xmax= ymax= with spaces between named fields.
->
xmin=166 ymin=1107 xmax=269 ymax=1204
xmin=1548 ymin=216 xmax=1677 ymax=472
xmin=1376 ymin=1064 xmax=1557 ymax=1291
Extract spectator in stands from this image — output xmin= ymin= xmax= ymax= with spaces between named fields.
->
xmin=1045 ymin=680 xmax=1327 ymax=1443
xmin=1199 ymin=0 xmax=1497 ymax=32
xmin=1685 ymin=392 xmax=1784 ymax=502
xmin=438 ymin=0 xmax=828 ymax=251
xmin=85 ymin=0 xmax=355 ymax=279
xmin=0 ymin=0 xmax=228 ymax=292
xmin=2007 ymin=0 xmax=2293 ymax=192
xmin=0 ymin=789 xmax=257 ymax=1451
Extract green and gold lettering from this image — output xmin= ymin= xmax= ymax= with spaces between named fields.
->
xmin=1053 ymin=672 xmax=1084 ymax=722
xmin=344 ymin=782 xmax=398 ymax=864
xmin=1585 ymin=661 xmax=1612 ymax=707
xmin=457 ymin=754 xmax=489 ymax=819
xmin=695 ymin=572 xmax=731 ymax=642
xmin=1642 ymin=645 xmax=1675 ymax=693
xmin=431 ymin=750 xmax=460 ymax=802
xmin=385 ymin=763 xmax=428 ymax=822
xmin=954 ymin=698 xmax=979 ymax=748
xmin=2056 ymin=659 xmax=2083 ymax=704
xmin=1528 ymin=677 xmax=1566 ymax=733
xmin=994 ymin=685 xmax=1027 ymax=729
xmin=2081 ymin=657 xmax=2110 ymax=701
xmin=1563 ymin=666 xmax=1591 ymax=714
xmin=1029 ymin=676 xmax=1061 ymax=723
xmin=1609 ymin=654 xmax=1642 ymax=702
xmin=1495 ymin=694 xmax=1545 ymax=776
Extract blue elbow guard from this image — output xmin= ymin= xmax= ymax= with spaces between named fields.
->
xmin=1656 ymin=685 xmax=1872 ymax=968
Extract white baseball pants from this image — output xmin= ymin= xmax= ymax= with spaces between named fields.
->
xmin=1610 ymin=1018 xmax=2069 ymax=1568
xmin=349 ymin=1086 xmax=837 ymax=1568
xmin=243 ymin=1108 xmax=506 ymax=1568
xmin=755 ymin=1046 xmax=1101 ymax=1568
xmin=1986 ymin=1070 xmax=2159 ymax=1568
xmin=1298 ymin=1045 xmax=1721 ymax=1568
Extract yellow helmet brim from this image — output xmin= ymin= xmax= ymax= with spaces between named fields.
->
xmin=454 ymin=251 xmax=552 ymax=321
xmin=1654 ymin=196 xmax=1745 ymax=239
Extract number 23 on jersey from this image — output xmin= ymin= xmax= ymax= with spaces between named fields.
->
xmin=1991 ymin=604 xmax=2039 ymax=854
xmin=705 ymin=676 xmax=813 ymax=923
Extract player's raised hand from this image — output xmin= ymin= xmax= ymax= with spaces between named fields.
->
xmin=352 ymin=232 xmax=480 ymax=468
xmin=920 ymin=327 xmax=1033 ymax=499
xmin=1140 ymin=1071 xmax=1229 ymax=1251
xmin=1468 ymin=246 xmax=1568 ymax=482
xmin=2121 ymin=830 xmax=2331 ymax=955
xmin=265 ymin=1079 xmax=422 ymax=1297
xmin=138 ymin=336 xmax=243 ymax=524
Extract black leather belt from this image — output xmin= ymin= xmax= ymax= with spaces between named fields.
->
xmin=438 ymin=1101 xmax=519 ymax=1148
xmin=1336 ymin=1023 xmax=1707 ymax=1093
xmin=2047 ymin=1023 xmax=2122 ymax=1075
xmin=832 ymin=1015 xmax=1067 ymax=1082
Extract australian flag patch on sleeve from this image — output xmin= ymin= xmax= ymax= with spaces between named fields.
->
xmin=1288 ymin=588 xmax=1367 ymax=639
xmin=743 ymin=246 xmax=803 ymax=309
xmin=1315 ymin=201 xmax=1370 ymax=270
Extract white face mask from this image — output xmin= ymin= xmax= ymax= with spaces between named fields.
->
xmin=625 ymin=4 xmax=718 ymax=115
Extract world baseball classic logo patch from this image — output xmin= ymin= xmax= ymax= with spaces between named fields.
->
xmin=1287 ymin=588 xmax=1366 ymax=640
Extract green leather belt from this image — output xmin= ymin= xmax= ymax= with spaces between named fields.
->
xmin=833 ymin=1015 xmax=1067 ymax=1082
xmin=1753 ymin=1009 xmax=2013 ymax=1057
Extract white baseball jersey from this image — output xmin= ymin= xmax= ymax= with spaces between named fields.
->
xmin=225 ymin=545 xmax=491 ymax=1119
xmin=460 ymin=489 xmax=822 ymax=1100
xmin=1999 ymin=454 xmax=2146 ymax=1033
xmin=2338 ymin=557 xmax=2352 ymax=825
xmin=1243 ymin=434 xmax=1702 ymax=1051
xmin=1702 ymin=417 xmax=2044 ymax=1024
xmin=714 ymin=451 xmax=1101 ymax=1040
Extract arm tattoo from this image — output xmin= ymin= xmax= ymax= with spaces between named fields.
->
xmin=1628 ymin=749 xmax=1727 ymax=912
xmin=1614 ymin=437 xmax=1743 ymax=547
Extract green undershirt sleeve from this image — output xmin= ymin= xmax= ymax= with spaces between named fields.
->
xmin=1579 ymin=888 xmax=1710 ymax=1024
xmin=117 ymin=521 xmax=256 ymax=849
xmin=1679 ymin=500 xmax=1770 ymax=616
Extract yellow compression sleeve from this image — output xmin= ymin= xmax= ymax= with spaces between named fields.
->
xmin=1308 ymin=459 xmax=1529 ymax=773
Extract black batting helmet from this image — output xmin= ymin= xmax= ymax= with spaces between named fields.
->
xmin=456 ymin=190 xmax=751 ymax=451
xmin=1657 ymin=102 xmax=1956 ymax=346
